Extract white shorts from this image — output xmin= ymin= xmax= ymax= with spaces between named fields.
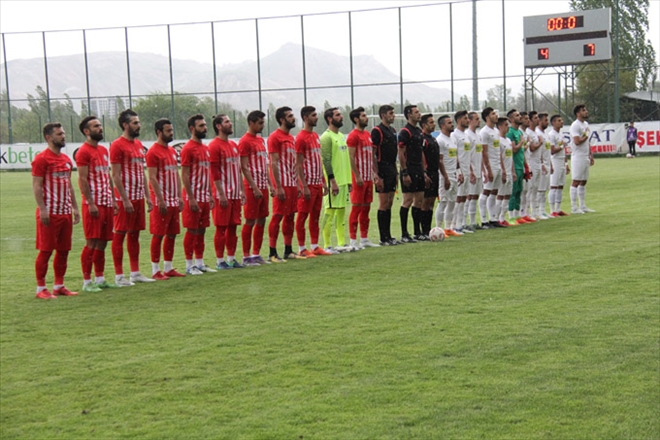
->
xmin=571 ymin=157 xmax=590 ymax=181
xmin=468 ymin=176 xmax=482 ymax=196
xmin=439 ymin=177 xmax=458 ymax=202
xmin=539 ymin=170 xmax=550 ymax=191
xmin=483 ymin=169 xmax=502 ymax=192
xmin=457 ymin=179 xmax=469 ymax=197
xmin=500 ymin=176 xmax=513 ymax=197
xmin=551 ymin=160 xmax=566 ymax=187
xmin=528 ymin=167 xmax=541 ymax=194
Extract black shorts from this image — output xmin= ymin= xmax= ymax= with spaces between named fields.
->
xmin=376 ymin=163 xmax=398 ymax=193
xmin=424 ymin=172 xmax=439 ymax=198
xmin=400 ymin=168 xmax=425 ymax=193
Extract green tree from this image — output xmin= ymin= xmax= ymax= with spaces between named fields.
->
xmin=569 ymin=0 xmax=657 ymax=122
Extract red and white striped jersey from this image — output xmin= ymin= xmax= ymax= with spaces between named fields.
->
xmin=146 ymin=143 xmax=180 ymax=207
xmin=110 ymin=136 xmax=146 ymax=201
xmin=239 ymin=133 xmax=269 ymax=190
xmin=209 ymin=137 xmax=242 ymax=200
xmin=76 ymin=142 xmax=113 ymax=207
xmin=346 ymin=129 xmax=374 ymax=182
xmin=180 ymin=140 xmax=211 ymax=203
xmin=295 ymin=130 xmax=324 ymax=186
xmin=267 ymin=128 xmax=297 ymax=188
xmin=31 ymin=148 xmax=73 ymax=215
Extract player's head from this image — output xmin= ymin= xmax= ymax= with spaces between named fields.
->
xmin=538 ymin=112 xmax=549 ymax=129
xmin=506 ymin=108 xmax=521 ymax=125
xmin=497 ymin=117 xmax=509 ymax=135
xmin=43 ymin=122 xmax=65 ymax=148
xmin=300 ymin=106 xmax=318 ymax=127
xmin=379 ymin=105 xmax=395 ymax=124
xmin=276 ymin=106 xmax=295 ymax=129
xmin=420 ymin=113 xmax=435 ymax=133
xmin=574 ymin=104 xmax=588 ymax=120
xmin=350 ymin=106 xmax=367 ymax=128
xmin=468 ymin=111 xmax=480 ymax=129
xmin=79 ymin=116 xmax=103 ymax=142
xmin=324 ymin=107 xmax=343 ymax=128
xmin=118 ymin=109 xmax=140 ymax=138
xmin=187 ymin=114 xmax=207 ymax=139
xmin=438 ymin=115 xmax=453 ymax=133
xmin=247 ymin=110 xmax=266 ymax=134
xmin=481 ymin=107 xmax=496 ymax=123
xmin=629 ymin=120 xmax=634 ymax=126
xmin=212 ymin=114 xmax=233 ymax=136
xmin=550 ymin=114 xmax=563 ymax=129
xmin=454 ymin=110 xmax=468 ymax=129
xmin=520 ymin=112 xmax=529 ymax=127
xmin=154 ymin=118 xmax=174 ymax=143
xmin=404 ymin=105 xmax=420 ymax=124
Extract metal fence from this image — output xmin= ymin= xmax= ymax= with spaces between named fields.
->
xmin=0 ymin=0 xmax=633 ymax=144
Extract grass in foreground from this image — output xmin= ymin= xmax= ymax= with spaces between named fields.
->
xmin=1 ymin=156 xmax=658 ymax=439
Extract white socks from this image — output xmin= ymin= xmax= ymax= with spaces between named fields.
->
xmin=479 ymin=194 xmax=488 ymax=222
xmin=578 ymin=185 xmax=587 ymax=208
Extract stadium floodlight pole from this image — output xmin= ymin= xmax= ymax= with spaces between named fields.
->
xmin=42 ymin=32 xmax=52 ymax=121
xmin=211 ymin=22 xmax=218 ymax=115
xmin=2 ymin=33 xmax=13 ymax=143
xmin=167 ymin=25 xmax=175 ymax=138
xmin=83 ymin=30 xmax=91 ymax=117
xmin=125 ymin=27 xmax=132 ymax=108
xmin=450 ymin=3 xmax=455 ymax=111
xmin=472 ymin=0 xmax=478 ymax=111
xmin=255 ymin=19 xmax=263 ymax=111
xmin=613 ymin=1 xmax=620 ymax=123
xmin=301 ymin=15 xmax=307 ymax=105
xmin=349 ymin=11 xmax=354 ymax=109
xmin=398 ymin=7 xmax=404 ymax=113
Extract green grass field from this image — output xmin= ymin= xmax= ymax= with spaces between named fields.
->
xmin=1 ymin=156 xmax=659 ymax=439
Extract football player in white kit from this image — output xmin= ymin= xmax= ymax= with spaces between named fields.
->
xmin=478 ymin=108 xmax=506 ymax=228
xmin=451 ymin=110 xmax=472 ymax=233
xmin=496 ymin=118 xmax=515 ymax=226
xmin=536 ymin=113 xmax=553 ymax=219
xmin=525 ymin=111 xmax=543 ymax=220
xmin=435 ymin=115 xmax=464 ymax=236
xmin=548 ymin=114 xmax=570 ymax=216
xmin=569 ymin=105 xmax=595 ymax=213
xmin=466 ymin=112 xmax=483 ymax=231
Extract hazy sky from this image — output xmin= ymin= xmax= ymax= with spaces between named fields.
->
xmin=1 ymin=0 xmax=659 ymax=99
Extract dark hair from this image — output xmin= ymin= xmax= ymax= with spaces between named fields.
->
xmin=454 ymin=110 xmax=468 ymax=122
xmin=550 ymin=114 xmax=561 ymax=124
xmin=187 ymin=114 xmax=205 ymax=129
xmin=42 ymin=122 xmax=62 ymax=139
xmin=300 ymin=106 xmax=316 ymax=119
xmin=379 ymin=104 xmax=394 ymax=118
xmin=529 ymin=111 xmax=538 ymax=120
xmin=247 ymin=110 xmax=266 ymax=124
xmin=538 ymin=112 xmax=548 ymax=120
xmin=275 ymin=106 xmax=292 ymax=125
xmin=118 ymin=109 xmax=138 ymax=130
xmin=79 ymin=116 xmax=98 ymax=134
xmin=349 ymin=106 xmax=365 ymax=125
xmin=497 ymin=117 xmax=509 ymax=128
xmin=437 ymin=115 xmax=451 ymax=128
xmin=520 ymin=111 xmax=528 ymax=117
xmin=506 ymin=109 xmax=518 ymax=118
xmin=573 ymin=104 xmax=585 ymax=116
xmin=404 ymin=105 xmax=417 ymax=120
xmin=324 ymin=107 xmax=338 ymax=125
xmin=420 ymin=113 xmax=434 ymax=126
xmin=212 ymin=114 xmax=228 ymax=135
xmin=468 ymin=111 xmax=479 ymax=121
xmin=481 ymin=107 xmax=494 ymax=122
xmin=154 ymin=118 xmax=172 ymax=135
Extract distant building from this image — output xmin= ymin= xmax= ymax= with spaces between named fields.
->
xmin=89 ymin=98 xmax=120 ymax=119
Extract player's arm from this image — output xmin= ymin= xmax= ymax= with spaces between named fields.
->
xmin=77 ymin=165 xmax=98 ymax=217
xmin=142 ymin=166 xmax=152 ymax=212
xmin=111 ymin=163 xmax=133 ymax=213
xmin=321 ymin=135 xmax=339 ymax=196
xmin=508 ymin=131 xmax=522 ymax=153
xmin=270 ymin=152 xmax=285 ymax=201
xmin=240 ymin=156 xmax=261 ymax=200
xmin=438 ymin=154 xmax=450 ymax=190
xmin=32 ymin=175 xmax=49 ymax=225
xmin=176 ymin=170 xmax=184 ymax=212
xmin=147 ymin=165 xmax=166 ymax=215
xmin=500 ymin=147 xmax=507 ymax=183
xmin=68 ymin=173 xmax=80 ymax=225
xmin=295 ymin=152 xmax=310 ymax=200
xmin=108 ymin=170 xmax=118 ymax=214
xmin=550 ymin=135 xmax=563 ymax=155
xmin=347 ymin=143 xmax=363 ymax=186
xmin=181 ymin=165 xmax=198 ymax=212
xmin=481 ymin=137 xmax=492 ymax=181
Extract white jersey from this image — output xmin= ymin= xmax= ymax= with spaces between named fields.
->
xmin=436 ymin=132 xmax=458 ymax=179
xmin=548 ymin=128 xmax=566 ymax=163
xmin=526 ymin=127 xmax=542 ymax=168
xmin=467 ymin=128 xmax=482 ymax=178
xmin=479 ymin=125 xmax=501 ymax=172
xmin=537 ymin=127 xmax=551 ymax=168
xmin=451 ymin=128 xmax=471 ymax=175
xmin=570 ymin=119 xmax=591 ymax=159
xmin=500 ymin=136 xmax=513 ymax=175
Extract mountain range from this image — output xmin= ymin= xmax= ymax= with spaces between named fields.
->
xmin=2 ymin=43 xmax=452 ymax=111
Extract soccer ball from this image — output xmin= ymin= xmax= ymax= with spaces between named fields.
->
xmin=429 ymin=227 xmax=445 ymax=242
xmin=626 ymin=153 xmax=633 ymax=158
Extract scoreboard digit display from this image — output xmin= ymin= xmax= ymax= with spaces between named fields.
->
xmin=523 ymin=8 xmax=611 ymax=68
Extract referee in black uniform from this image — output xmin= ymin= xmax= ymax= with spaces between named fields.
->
xmin=371 ymin=105 xmax=399 ymax=246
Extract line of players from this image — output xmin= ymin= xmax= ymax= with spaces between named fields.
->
xmin=31 ymin=103 xmax=594 ymax=298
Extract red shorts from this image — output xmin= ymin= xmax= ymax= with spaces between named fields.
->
xmin=82 ymin=204 xmax=114 ymax=241
xmin=297 ymin=184 xmax=324 ymax=214
xmin=150 ymin=206 xmax=181 ymax=236
xmin=244 ymin=186 xmax=270 ymax=220
xmin=114 ymin=199 xmax=146 ymax=232
xmin=35 ymin=210 xmax=72 ymax=252
xmin=272 ymin=186 xmax=298 ymax=216
xmin=350 ymin=179 xmax=374 ymax=204
xmin=213 ymin=199 xmax=242 ymax=226
xmin=182 ymin=200 xmax=211 ymax=229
